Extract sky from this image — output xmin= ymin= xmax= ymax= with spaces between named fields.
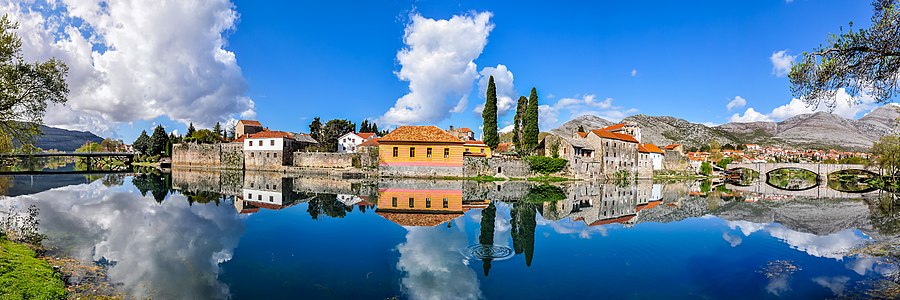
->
xmin=2 ymin=0 xmax=886 ymax=142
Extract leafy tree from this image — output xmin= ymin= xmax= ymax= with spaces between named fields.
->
xmin=309 ymin=117 xmax=324 ymax=143
xmin=511 ymin=202 xmax=537 ymax=266
xmin=717 ymin=157 xmax=733 ymax=169
xmin=186 ymin=129 xmax=222 ymax=144
xmin=0 ymin=15 xmax=68 ymax=150
xmin=523 ymin=87 xmax=540 ymax=152
xmin=513 ymin=95 xmax=528 ymax=151
xmin=872 ymin=135 xmax=900 ymax=177
xmin=790 ymin=0 xmax=900 ymax=109
xmin=133 ymin=130 xmax=150 ymax=154
xmin=482 ymin=76 xmax=500 ymax=149
xmin=700 ymin=161 xmax=713 ymax=176
xmin=526 ymin=156 xmax=568 ymax=174
xmin=321 ymin=119 xmax=355 ymax=152
xmin=213 ymin=122 xmax=222 ymax=137
xmin=577 ymin=125 xmax=585 ymax=133
xmin=360 ymin=119 xmax=370 ymax=133
xmin=148 ymin=125 xmax=169 ymax=156
xmin=186 ymin=123 xmax=196 ymax=138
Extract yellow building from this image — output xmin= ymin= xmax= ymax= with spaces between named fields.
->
xmin=375 ymin=188 xmax=464 ymax=226
xmin=464 ymin=140 xmax=492 ymax=158
xmin=378 ymin=126 xmax=467 ymax=177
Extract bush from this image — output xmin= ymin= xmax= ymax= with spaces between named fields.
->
xmin=522 ymin=184 xmax=567 ymax=203
xmin=525 ymin=156 xmax=568 ymax=175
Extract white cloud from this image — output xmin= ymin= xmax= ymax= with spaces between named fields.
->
xmin=2 ymin=0 xmax=256 ymax=136
xmin=381 ymin=12 xmax=494 ymax=125
xmin=630 ymin=69 xmax=638 ymax=77
xmin=726 ymin=96 xmax=747 ymax=111
xmin=770 ymin=50 xmax=796 ymax=77
xmin=729 ymin=107 xmax=773 ymax=123
xmin=499 ymin=124 xmax=514 ymax=133
xmin=474 ymin=64 xmax=516 ymax=115
xmin=396 ymin=225 xmax=481 ymax=300
xmin=539 ymin=94 xmax=637 ymax=130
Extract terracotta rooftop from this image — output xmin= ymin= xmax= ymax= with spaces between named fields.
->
xmin=238 ymin=120 xmax=262 ymax=126
xmin=576 ymin=132 xmax=588 ymax=138
xmin=664 ymin=144 xmax=682 ymax=150
xmin=359 ymin=138 xmax=380 ymax=147
xmin=639 ymin=143 xmax=664 ymax=154
xmin=465 ymin=140 xmax=486 ymax=146
xmin=496 ymin=142 xmax=513 ymax=152
xmin=455 ymin=127 xmax=473 ymax=133
xmin=379 ymin=126 xmax=465 ymax=144
xmin=376 ymin=211 xmax=463 ymax=227
xmin=247 ymin=130 xmax=295 ymax=139
xmin=599 ymin=123 xmax=626 ymax=131
xmin=590 ymin=129 xmax=639 ymax=143
xmin=357 ymin=132 xmax=376 ymax=140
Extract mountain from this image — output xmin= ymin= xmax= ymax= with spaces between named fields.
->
xmin=551 ymin=104 xmax=900 ymax=150
xmin=29 ymin=124 xmax=104 ymax=151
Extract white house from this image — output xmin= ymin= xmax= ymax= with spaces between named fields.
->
xmin=337 ymin=132 xmax=377 ymax=153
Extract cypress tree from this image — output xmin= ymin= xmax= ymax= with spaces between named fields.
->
xmin=149 ymin=125 xmax=169 ymax=156
xmin=213 ymin=122 xmax=222 ymax=137
xmin=360 ymin=119 xmax=370 ymax=133
xmin=309 ymin=117 xmax=323 ymax=142
xmin=482 ymin=76 xmax=499 ymax=149
xmin=186 ymin=123 xmax=196 ymax=138
xmin=371 ymin=123 xmax=379 ymax=136
xmin=577 ymin=125 xmax=585 ymax=133
xmin=523 ymin=87 xmax=540 ymax=152
xmin=513 ymin=95 xmax=527 ymax=152
xmin=134 ymin=130 xmax=150 ymax=154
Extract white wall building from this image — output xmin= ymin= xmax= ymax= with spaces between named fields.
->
xmin=337 ymin=132 xmax=377 ymax=153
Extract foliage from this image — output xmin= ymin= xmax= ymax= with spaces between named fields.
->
xmin=186 ymin=123 xmax=196 ymax=138
xmin=525 ymin=156 xmax=568 ymax=175
xmin=510 ymin=202 xmax=537 ymax=266
xmin=306 ymin=193 xmax=352 ymax=220
xmin=549 ymin=139 xmax=560 ymax=158
xmin=359 ymin=119 xmax=379 ymax=134
xmin=99 ymin=138 xmax=124 ymax=152
xmin=184 ymin=129 xmax=222 ymax=144
xmin=75 ymin=142 xmax=102 ymax=153
xmin=314 ymin=119 xmax=356 ymax=152
xmin=513 ymin=95 xmax=527 ymax=152
xmin=132 ymin=172 xmax=171 ymax=203
xmin=482 ymin=76 xmax=500 ymax=149
xmin=872 ymin=135 xmax=900 ymax=176
xmin=478 ymin=201 xmax=497 ymax=276
xmin=522 ymin=184 xmax=567 ymax=203
xmin=309 ymin=117 xmax=324 ymax=144
xmin=213 ymin=122 xmax=222 ymax=137
xmin=840 ymin=156 xmax=870 ymax=165
xmin=577 ymin=125 xmax=585 ymax=133
xmin=523 ymin=87 xmax=540 ymax=153
xmin=717 ymin=157 xmax=732 ymax=169
xmin=0 ymin=15 xmax=69 ymax=151
xmin=148 ymin=125 xmax=169 ymax=156
xmin=133 ymin=130 xmax=150 ymax=154
xmin=789 ymin=0 xmax=900 ymax=108
xmin=0 ymin=236 xmax=66 ymax=300
xmin=700 ymin=161 xmax=713 ymax=175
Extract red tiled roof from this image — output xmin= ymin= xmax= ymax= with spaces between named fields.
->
xmin=379 ymin=126 xmax=465 ymax=144
xmin=232 ymin=134 xmax=247 ymax=143
xmin=357 ymin=132 xmax=376 ymax=140
xmin=639 ymin=143 xmax=664 ymax=154
xmin=590 ymin=129 xmax=639 ymax=143
xmin=238 ymin=120 xmax=262 ymax=126
xmin=496 ymin=142 xmax=512 ymax=152
xmin=664 ymin=144 xmax=682 ymax=150
xmin=359 ymin=138 xmax=380 ymax=147
xmin=457 ymin=127 xmax=473 ymax=133
xmin=376 ymin=211 xmax=463 ymax=227
xmin=247 ymin=130 xmax=295 ymax=139
xmin=576 ymin=132 xmax=588 ymax=138
xmin=599 ymin=123 xmax=626 ymax=131
xmin=465 ymin=140 xmax=486 ymax=146
xmin=589 ymin=214 xmax=635 ymax=226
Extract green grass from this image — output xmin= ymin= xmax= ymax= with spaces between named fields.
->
xmin=527 ymin=175 xmax=572 ymax=183
xmin=0 ymin=236 xmax=66 ymax=300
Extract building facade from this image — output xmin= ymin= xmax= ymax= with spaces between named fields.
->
xmin=337 ymin=132 xmax=377 ymax=153
xmin=377 ymin=126 xmax=467 ymax=177
xmin=242 ymin=131 xmax=297 ymax=169
xmin=236 ymin=120 xmax=263 ymax=138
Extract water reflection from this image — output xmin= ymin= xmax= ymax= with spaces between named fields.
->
xmin=3 ymin=170 xmax=900 ymax=299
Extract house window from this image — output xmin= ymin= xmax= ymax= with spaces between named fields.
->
xmin=392 ymin=197 xmax=397 ymax=207
xmin=442 ymin=198 xmax=449 ymax=208
xmin=250 ymin=152 xmax=255 ymax=157
xmin=258 ymin=195 xmax=262 ymax=201
xmin=410 ymin=147 xmax=416 ymax=158
xmin=266 ymin=153 xmax=270 ymax=158
xmin=270 ymin=140 xmax=275 ymax=146
xmin=444 ymin=148 xmax=450 ymax=158
xmin=465 ymin=148 xmax=470 ymax=153
xmin=427 ymin=148 xmax=433 ymax=158
xmin=274 ymin=152 xmax=278 ymax=158
xmin=426 ymin=198 xmax=431 ymax=208
xmin=408 ymin=197 xmax=414 ymax=208
xmin=393 ymin=147 xmax=399 ymax=157
xmin=248 ymin=193 xmax=252 ymax=199
xmin=273 ymin=185 xmax=277 ymax=189
xmin=269 ymin=196 xmax=274 ymax=202
xmin=249 ymin=141 xmax=254 ymax=146
xmin=480 ymin=148 xmax=484 ymax=154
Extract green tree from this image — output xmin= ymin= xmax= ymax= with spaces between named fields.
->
xmin=872 ymin=135 xmax=900 ymax=177
xmin=186 ymin=123 xmax=196 ymax=138
xmin=478 ymin=202 xmax=497 ymax=276
xmin=309 ymin=117 xmax=324 ymax=143
xmin=523 ymin=87 xmax=540 ymax=152
xmin=700 ymin=161 xmax=713 ymax=176
xmin=371 ymin=122 xmax=379 ymax=135
xmin=133 ymin=130 xmax=150 ymax=154
xmin=187 ymin=129 xmax=222 ymax=144
xmin=0 ymin=15 xmax=68 ymax=150
xmin=482 ymin=76 xmax=500 ymax=149
xmin=790 ymin=0 xmax=900 ymax=109
xmin=213 ymin=122 xmax=222 ymax=138
xmin=148 ymin=125 xmax=169 ymax=156
xmin=513 ymin=95 xmax=527 ymax=151
xmin=577 ymin=125 xmax=585 ymax=133
xmin=360 ymin=119 xmax=370 ymax=133
xmin=717 ymin=157 xmax=733 ymax=169
xmin=321 ymin=119 xmax=355 ymax=152
xmin=511 ymin=202 xmax=537 ymax=267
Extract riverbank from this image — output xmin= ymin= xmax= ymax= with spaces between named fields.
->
xmin=0 ymin=235 xmax=65 ymax=299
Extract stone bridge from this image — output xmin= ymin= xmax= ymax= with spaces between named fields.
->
xmin=728 ymin=163 xmax=877 ymax=181
xmin=724 ymin=182 xmax=879 ymax=199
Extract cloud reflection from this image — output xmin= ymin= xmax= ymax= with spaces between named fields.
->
xmin=396 ymin=224 xmax=481 ymax=300
xmin=726 ymin=221 xmax=869 ymax=259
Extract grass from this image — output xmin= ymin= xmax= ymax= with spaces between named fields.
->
xmin=0 ymin=236 xmax=66 ymax=300
xmin=527 ymin=175 xmax=572 ymax=183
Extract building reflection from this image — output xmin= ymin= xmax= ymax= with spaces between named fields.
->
xmin=543 ymin=181 xmax=664 ymax=227
xmin=236 ymin=174 xmax=304 ymax=214
xmin=375 ymin=180 xmax=486 ymax=227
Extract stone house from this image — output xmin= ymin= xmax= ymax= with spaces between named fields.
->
xmin=463 ymin=140 xmax=492 ymax=158
xmin=663 ymin=144 xmax=684 ymax=154
xmin=639 ymin=143 xmax=665 ymax=170
xmin=542 ymin=123 xmax=662 ymax=179
xmin=236 ymin=120 xmax=263 ymax=138
xmin=447 ymin=126 xmax=475 ymax=141
xmin=584 ymin=127 xmax=640 ymax=177
xmin=338 ymin=132 xmax=377 ymax=153
xmin=377 ymin=126 xmax=467 ymax=177
xmin=242 ymin=130 xmax=300 ymax=170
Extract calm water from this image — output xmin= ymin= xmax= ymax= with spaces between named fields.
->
xmin=1 ymin=169 xmax=897 ymax=299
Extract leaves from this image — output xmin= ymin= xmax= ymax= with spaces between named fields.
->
xmin=483 ymin=76 xmax=499 ymax=149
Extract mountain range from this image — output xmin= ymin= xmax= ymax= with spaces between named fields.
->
xmin=8 ymin=123 xmax=104 ymax=152
xmin=551 ymin=104 xmax=900 ymax=151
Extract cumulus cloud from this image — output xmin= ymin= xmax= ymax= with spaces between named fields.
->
xmin=474 ymin=64 xmax=516 ymax=115
xmin=729 ymin=89 xmax=879 ymax=123
xmin=2 ymin=0 xmax=256 ymax=136
xmin=770 ymin=50 xmax=796 ymax=77
xmin=499 ymin=124 xmax=514 ymax=133
xmin=396 ymin=225 xmax=481 ymax=300
xmin=726 ymin=96 xmax=747 ymax=111
xmin=381 ymin=12 xmax=494 ymax=125
xmin=539 ymin=94 xmax=637 ymax=130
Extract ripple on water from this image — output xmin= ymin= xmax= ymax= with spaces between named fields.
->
xmin=462 ymin=244 xmax=514 ymax=261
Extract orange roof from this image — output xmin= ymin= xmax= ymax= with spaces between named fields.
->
xmin=589 ymin=214 xmax=635 ymax=226
xmin=247 ymin=130 xmax=294 ymax=139
xmin=238 ymin=120 xmax=262 ymax=126
xmin=639 ymin=143 xmax=664 ymax=154
xmin=599 ymin=123 xmax=626 ymax=131
xmin=664 ymin=144 xmax=682 ymax=150
xmin=357 ymin=132 xmax=376 ymax=140
xmin=465 ymin=140 xmax=487 ymax=146
xmin=590 ymin=129 xmax=639 ymax=143
xmin=576 ymin=132 xmax=588 ymax=138
xmin=496 ymin=142 xmax=513 ymax=152
xmin=455 ymin=127 xmax=473 ymax=133
xmin=359 ymin=138 xmax=380 ymax=147
xmin=379 ymin=126 xmax=465 ymax=144
xmin=376 ymin=211 xmax=463 ymax=227
xmin=232 ymin=134 xmax=247 ymax=143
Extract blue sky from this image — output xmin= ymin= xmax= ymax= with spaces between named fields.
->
xmin=6 ymin=0 xmax=881 ymax=141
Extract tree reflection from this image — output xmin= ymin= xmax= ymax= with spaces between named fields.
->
xmin=511 ymin=202 xmax=537 ymax=267
xmin=869 ymin=192 xmax=900 ymax=236
xmin=306 ymin=193 xmax=353 ymax=220
xmin=478 ymin=202 xmax=496 ymax=276
xmin=132 ymin=172 xmax=172 ymax=203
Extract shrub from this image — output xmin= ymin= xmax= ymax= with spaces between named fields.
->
xmin=525 ymin=156 xmax=568 ymax=175
xmin=522 ymin=184 xmax=567 ymax=203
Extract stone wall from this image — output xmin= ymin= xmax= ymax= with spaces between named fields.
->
xmin=663 ymin=151 xmax=691 ymax=171
xmin=379 ymin=165 xmax=463 ymax=178
xmin=568 ymin=157 xmax=604 ymax=180
xmin=244 ymin=148 xmax=290 ymax=171
xmin=171 ymin=168 xmax=243 ymax=196
xmin=172 ymin=143 xmax=243 ymax=169
xmin=292 ymin=152 xmax=356 ymax=169
xmin=463 ymin=157 xmax=531 ymax=178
